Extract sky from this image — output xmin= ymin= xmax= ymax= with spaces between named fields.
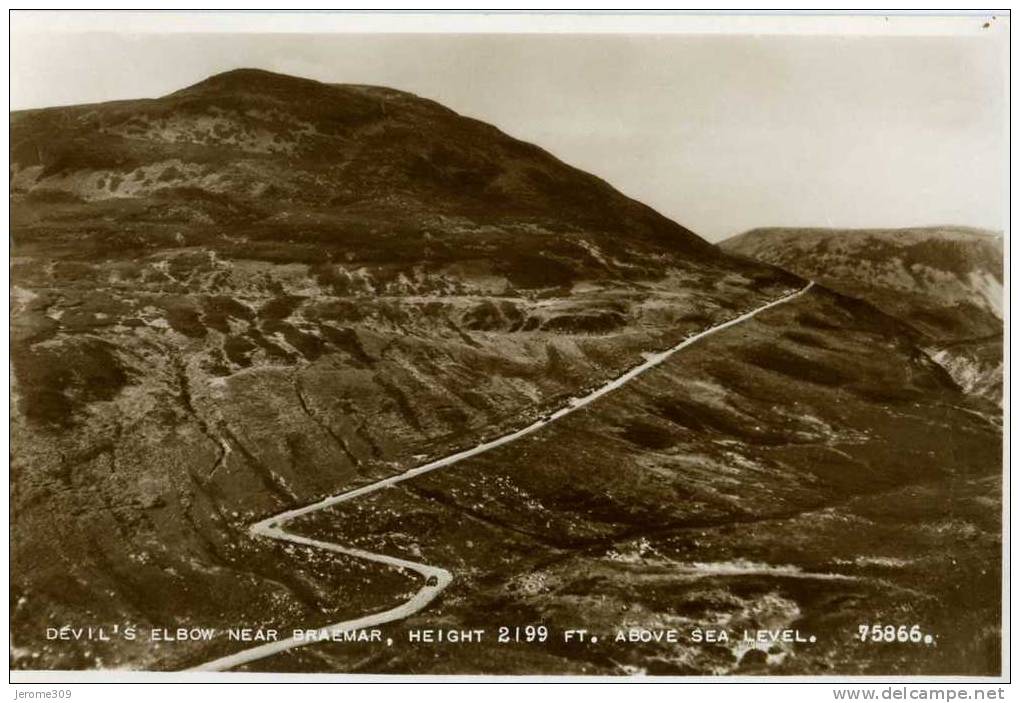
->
xmin=10 ymin=13 xmax=1009 ymax=242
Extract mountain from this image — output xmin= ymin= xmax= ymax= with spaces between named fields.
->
xmin=10 ymin=71 xmax=1000 ymax=676
xmin=12 ymin=68 xmax=717 ymax=271
xmin=721 ymin=226 xmax=1004 ymax=403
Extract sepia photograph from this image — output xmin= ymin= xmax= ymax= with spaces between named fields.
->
xmin=7 ymin=10 xmax=1009 ymax=687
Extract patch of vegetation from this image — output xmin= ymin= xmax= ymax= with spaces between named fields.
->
xmin=11 ymin=337 xmax=130 ymax=428
xmin=160 ymin=298 xmax=206 ymax=338
xmin=258 ymin=295 xmax=305 ymax=320
xmin=619 ymin=420 xmax=676 ymax=450
xmin=741 ymin=345 xmax=850 ymax=387
xmin=201 ymin=295 xmax=254 ymax=333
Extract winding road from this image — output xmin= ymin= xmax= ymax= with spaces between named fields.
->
xmin=191 ymin=282 xmax=815 ymax=672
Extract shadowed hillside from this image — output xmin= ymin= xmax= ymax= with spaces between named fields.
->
xmin=722 ymin=226 xmax=1004 ymax=404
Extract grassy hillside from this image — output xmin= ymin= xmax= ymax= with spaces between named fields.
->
xmin=721 ymin=226 xmax=1003 ymax=404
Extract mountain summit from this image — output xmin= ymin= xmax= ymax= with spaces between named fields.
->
xmin=12 ymin=68 xmax=716 ymax=276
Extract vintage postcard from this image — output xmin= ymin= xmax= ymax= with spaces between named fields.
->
xmin=7 ymin=10 xmax=1009 ymax=686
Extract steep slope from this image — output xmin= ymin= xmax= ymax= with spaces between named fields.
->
xmin=9 ymin=71 xmax=1000 ymax=676
xmin=721 ymin=227 xmax=1004 ymax=404
xmin=10 ymin=68 xmax=796 ymax=671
